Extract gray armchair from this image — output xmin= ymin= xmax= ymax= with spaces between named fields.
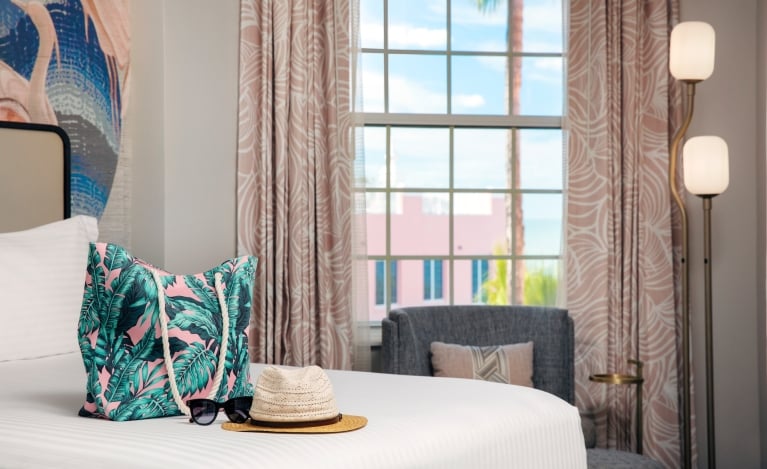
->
xmin=381 ymin=305 xmax=664 ymax=469
xmin=381 ymin=304 xmax=574 ymax=404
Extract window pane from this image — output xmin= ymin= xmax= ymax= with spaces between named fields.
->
xmin=435 ymin=260 xmax=443 ymax=298
xmin=450 ymin=0 xmax=507 ymax=52
xmin=518 ymin=56 xmax=563 ymax=116
xmin=451 ymin=56 xmax=507 ymax=115
xmin=521 ymin=0 xmax=564 ymax=53
xmin=519 ymin=128 xmax=563 ymax=190
xmin=368 ymin=260 xmax=386 ymax=321
xmin=391 ymin=260 xmax=398 ymax=303
xmin=369 ymin=259 xmax=399 ymax=313
xmin=389 ymin=54 xmax=447 ymax=113
xmin=390 ymin=192 xmax=450 ymax=256
xmin=423 ymin=259 xmax=445 ymax=300
xmin=521 ymin=193 xmax=562 ymax=255
xmin=423 ymin=260 xmax=432 ymax=299
xmin=388 ymin=0 xmax=447 ymax=51
xmin=375 ymin=260 xmax=385 ymax=305
xmin=363 ymin=126 xmax=387 ymax=189
xmin=469 ymin=259 xmax=494 ymax=304
xmin=519 ymin=259 xmax=560 ymax=306
xmin=360 ymin=0 xmax=384 ymax=49
xmin=454 ymin=193 xmax=508 ymax=256
xmin=361 ymin=53 xmax=384 ymax=112
xmin=454 ymin=128 xmax=510 ymax=189
xmin=390 ymin=127 xmax=449 ymax=188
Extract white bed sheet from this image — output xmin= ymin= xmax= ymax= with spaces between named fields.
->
xmin=0 ymin=354 xmax=587 ymax=468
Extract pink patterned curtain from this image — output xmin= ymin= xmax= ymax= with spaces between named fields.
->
xmin=237 ymin=0 xmax=357 ymax=370
xmin=567 ymin=1 xmax=690 ymax=466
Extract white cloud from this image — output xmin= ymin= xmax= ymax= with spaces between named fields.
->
xmin=453 ymin=94 xmax=486 ymax=109
xmin=388 ymin=24 xmax=446 ymax=49
xmin=363 ymin=64 xmax=446 ymax=114
xmin=388 ymin=74 xmax=445 ymax=113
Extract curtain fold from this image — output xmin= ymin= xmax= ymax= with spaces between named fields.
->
xmin=566 ymin=1 xmax=690 ymax=466
xmin=237 ymin=0 xmax=362 ymax=370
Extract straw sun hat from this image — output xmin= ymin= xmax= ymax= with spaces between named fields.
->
xmin=222 ymin=365 xmax=367 ymax=434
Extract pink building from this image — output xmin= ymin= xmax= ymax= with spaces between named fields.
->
xmin=366 ymin=192 xmax=507 ymax=321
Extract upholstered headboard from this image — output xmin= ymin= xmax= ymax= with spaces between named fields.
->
xmin=0 ymin=121 xmax=70 ymax=232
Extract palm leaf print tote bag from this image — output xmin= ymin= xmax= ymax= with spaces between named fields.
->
xmin=78 ymin=243 xmax=257 ymax=421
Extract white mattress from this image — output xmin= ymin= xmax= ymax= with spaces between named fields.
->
xmin=0 ymin=354 xmax=587 ymax=468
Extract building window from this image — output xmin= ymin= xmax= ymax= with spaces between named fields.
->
xmin=424 ymin=259 xmax=444 ymax=300
xmin=471 ymin=259 xmax=490 ymax=303
xmin=375 ymin=260 xmax=398 ymax=306
xmin=360 ymin=0 xmax=565 ymax=320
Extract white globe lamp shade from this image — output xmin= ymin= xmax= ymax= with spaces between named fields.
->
xmin=683 ymin=136 xmax=729 ymax=196
xmin=670 ymin=22 xmax=716 ymax=81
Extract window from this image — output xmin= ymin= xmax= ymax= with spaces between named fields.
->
xmin=375 ymin=260 xmax=398 ymax=305
xmin=424 ymin=259 xmax=444 ymax=300
xmin=360 ymin=0 xmax=565 ymax=320
xmin=471 ymin=259 xmax=489 ymax=303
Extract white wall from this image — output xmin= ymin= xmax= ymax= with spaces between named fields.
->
xmin=130 ymin=0 xmax=240 ymax=273
xmin=128 ymin=1 xmax=766 ymax=466
xmin=129 ymin=0 xmax=165 ymax=265
xmin=681 ymin=0 xmax=765 ymax=467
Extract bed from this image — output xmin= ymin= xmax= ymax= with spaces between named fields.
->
xmin=0 ymin=122 xmax=587 ymax=468
xmin=1 ymin=356 xmax=586 ymax=468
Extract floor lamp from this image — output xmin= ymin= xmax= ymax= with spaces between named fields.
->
xmin=683 ymin=136 xmax=729 ymax=469
xmin=668 ymin=21 xmax=716 ymax=469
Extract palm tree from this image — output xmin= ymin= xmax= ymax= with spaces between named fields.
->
xmin=479 ymin=244 xmax=510 ymax=305
xmin=473 ymin=0 xmax=526 ymax=304
xmin=523 ymin=265 xmax=558 ymax=305
xmin=473 ymin=0 xmax=503 ymax=12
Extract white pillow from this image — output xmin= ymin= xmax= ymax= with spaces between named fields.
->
xmin=0 ymin=215 xmax=98 ymax=361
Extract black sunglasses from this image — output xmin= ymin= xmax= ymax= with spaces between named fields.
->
xmin=187 ymin=396 xmax=253 ymax=425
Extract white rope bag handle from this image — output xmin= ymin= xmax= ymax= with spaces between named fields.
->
xmin=151 ymin=269 xmax=230 ymax=416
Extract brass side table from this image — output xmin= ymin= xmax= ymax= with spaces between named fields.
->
xmin=589 ymin=359 xmax=645 ymax=454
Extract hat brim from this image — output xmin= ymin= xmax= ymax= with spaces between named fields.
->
xmin=221 ymin=414 xmax=367 ymax=434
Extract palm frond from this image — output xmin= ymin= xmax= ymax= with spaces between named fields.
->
xmin=473 ymin=0 xmax=502 ymax=13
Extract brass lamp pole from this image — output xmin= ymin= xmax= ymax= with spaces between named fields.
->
xmin=668 ymin=81 xmax=695 ymax=469
xmin=683 ymin=135 xmax=730 ymax=469
xmin=669 ymin=21 xmax=716 ymax=469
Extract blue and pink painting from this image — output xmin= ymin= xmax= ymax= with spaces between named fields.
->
xmin=0 ymin=0 xmax=129 ymax=219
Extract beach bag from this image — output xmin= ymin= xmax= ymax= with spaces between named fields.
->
xmin=78 ymin=243 xmax=257 ymax=421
